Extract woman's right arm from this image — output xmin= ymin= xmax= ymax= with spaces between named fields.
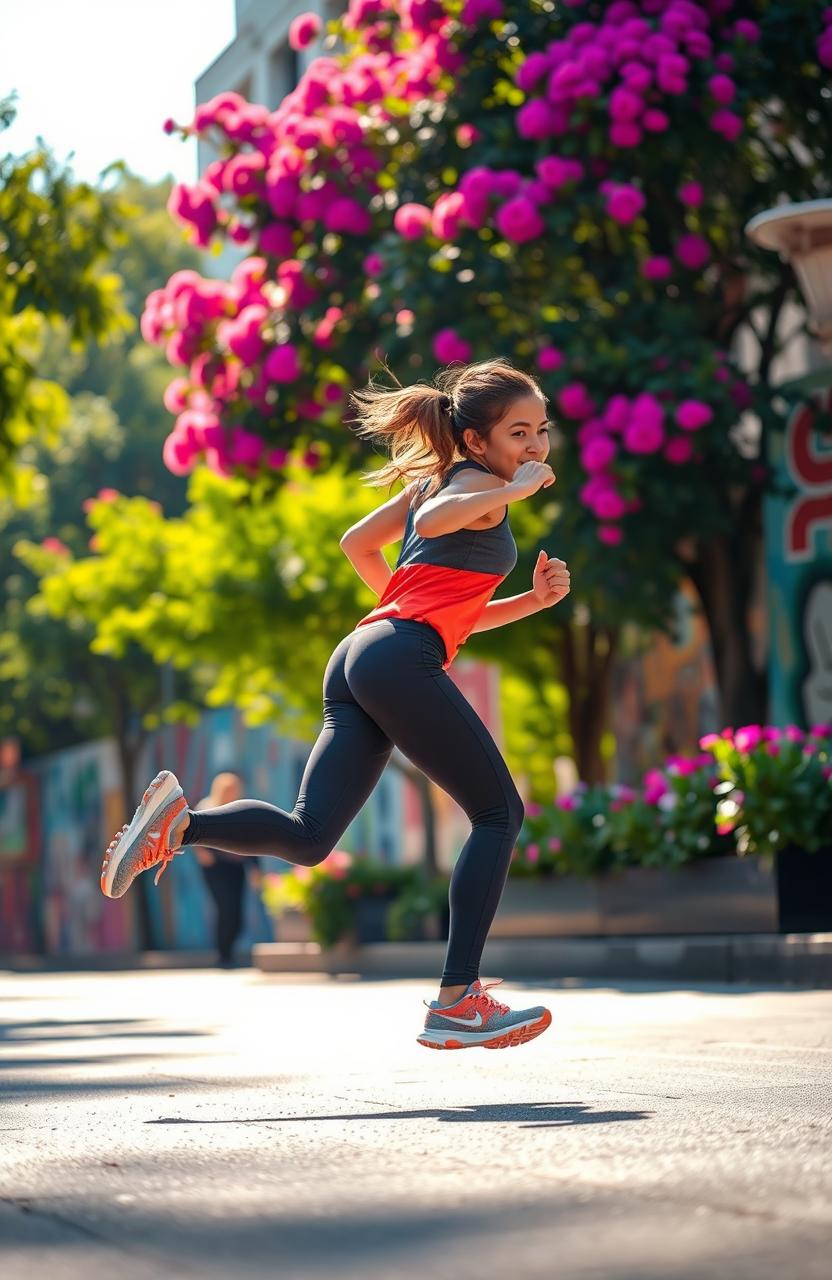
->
xmin=414 ymin=462 xmax=554 ymax=537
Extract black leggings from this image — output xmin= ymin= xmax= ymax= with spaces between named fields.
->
xmin=181 ymin=617 xmax=525 ymax=986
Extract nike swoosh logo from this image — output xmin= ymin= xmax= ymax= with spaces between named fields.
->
xmin=435 ymin=1010 xmax=484 ymax=1027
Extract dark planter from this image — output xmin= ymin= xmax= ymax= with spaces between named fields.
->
xmin=495 ymin=856 xmax=781 ymax=936
xmin=598 ymin=858 xmax=778 ymax=934
xmin=776 ymin=845 xmax=832 ymax=933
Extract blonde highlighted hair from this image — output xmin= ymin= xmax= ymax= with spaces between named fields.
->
xmin=346 ymin=357 xmax=545 ymax=508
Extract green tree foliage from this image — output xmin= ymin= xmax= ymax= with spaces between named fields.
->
xmin=0 ymin=94 xmax=131 ymax=500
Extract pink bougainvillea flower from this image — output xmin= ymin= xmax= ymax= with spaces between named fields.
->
xmin=42 ymin=536 xmax=70 ymax=556
xmin=675 ymin=233 xmax=710 ymax=270
xmin=288 ymin=12 xmax=322 ymax=51
xmin=163 ymin=378 xmax=190 ymax=415
xmin=642 ymin=255 xmax=673 ymax=280
xmin=678 ymin=181 xmax=704 ymax=207
xmin=264 ymin=343 xmax=302 ymax=383
xmin=535 ymin=156 xmax=584 ymax=191
xmin=623 ymin=419 xmax=664 ymax=454
xmin=537 ymin=344 xmax=565 ymax=372
xmin=259 ymin=222 xmax=295 ymax=258
xmin=710 ymin=108 xmax=743 ymax=141
xmin=363 ymin=252 xmax=385 ymax=277
xmin=643 ymin=768 xmax=668 ymax=805
xmin=598 ymin=523 xmax=623 ymax=545
xmin=609 ymin=85 xmax=643 ymax=121
xmin=675 ymin=399 xmax=714 ymax=430
xmin=610 ymin=121 xmax=643 ymax=147
xmin=708 ymin=73 xmax=736 ymax=104
xmin=456 ymin=123 xmax=481 ymax=147
xmin=166 ymin=183 xmax=218 ymax=248
xmin=582 ymin=436 xmax=617 ymax=472
xmin=558 ymin=382 xmax=595 ymax=420
xmin=163 ymin=431 xmax=196 ymax=476
xmin=516 ymin=51 xmax=550 ymax=93
xmin=516 ymin=98 xmax=561 ymax=140
xmin=496 ymin=195 xmax=546 ymax=243
xmin=433 ymin=328 xmax=472 ymax=363
xmin=461 ymin=0 xmax=503 ymax=21
xmin=432 ymin=191 xmax=466 ymax=240
xmin=593 ymin=486 xmax=628 ymax=521
xmin=324 ymin=196 xmax=372 ymax=235
xmin=733 ymin=724 xmax=763 ymax=753
xmin=642 ymin=107 xmax=670 ymax=132
xmin=664 ymin=437 xmax=694 ymax=464
xmin=734 ymin=18 xmax=760 ymax=42
xmin=605 ymin=183 xmax=645 ymax=223
xmin=394 ymin=202 xmax=433 ymax=239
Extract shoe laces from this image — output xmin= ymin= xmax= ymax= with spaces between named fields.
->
xmin=424 ymin=977 xmax=510 ymax=1015
xmin=477 ymin=979 xmax=510 ymax=1015
xmin=100 ymin=821 xmax=176 ymax=887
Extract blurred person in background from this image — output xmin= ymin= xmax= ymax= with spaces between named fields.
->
xmin=193 ymin=772 xmax=261 ymax=968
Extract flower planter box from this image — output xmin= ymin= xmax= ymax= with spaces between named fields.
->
xmin=493 ymin=852 xmax=831 ymax=937
xmin=269 ymin=909 xmax=313 ymax=944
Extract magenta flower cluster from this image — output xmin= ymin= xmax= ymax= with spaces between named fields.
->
xmin=148 ymin=0 xmax=461 ymax=476
xmin=513 ymin=0 xmax=748 ymax=150
xmin=819 ymin=7 xmax=832 ymax=67
xmin=551 ymin=383 xmax=715 ymax=544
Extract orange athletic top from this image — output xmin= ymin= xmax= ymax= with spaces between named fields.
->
xmin=354 ymin=460 xmax=518 ymax=669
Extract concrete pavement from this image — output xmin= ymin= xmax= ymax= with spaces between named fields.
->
xmin=1 ymin=969 xmax=830 ymax=1279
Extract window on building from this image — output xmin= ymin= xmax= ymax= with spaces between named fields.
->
xmin=267 ymin=42 xmax=301 ymax=108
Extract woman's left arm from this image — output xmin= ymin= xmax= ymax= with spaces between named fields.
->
xmin=470 ymin=591 xmax=545 ymax=633
xmin=472 ymin=553 xmax=571 ymax=632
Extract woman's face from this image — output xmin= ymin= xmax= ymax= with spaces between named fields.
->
xmin=463 ymin=393 xmax=552 ymax=482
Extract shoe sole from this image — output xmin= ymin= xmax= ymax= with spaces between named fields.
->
xmin=100 ymin=770 xmax=184 ymax=899
xmin=416 ymin=1008 xmax=552 ymax=1050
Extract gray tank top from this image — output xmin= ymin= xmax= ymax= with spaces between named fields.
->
xmin=395 ymin=460 xmax=518 ymax=577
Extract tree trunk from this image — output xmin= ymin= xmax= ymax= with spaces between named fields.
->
xmin=559 ymin=621 xmax=619 ymax=783
xmin=389 ymin=748 xmax=439 ymax=877
xmin=106 ymin=672 xmax=153 ymax=950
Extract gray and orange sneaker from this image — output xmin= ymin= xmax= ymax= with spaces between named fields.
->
xmin=417 ymin=978 xmax=552 ymax=1051
xmin=100 ymin=770 xmax=189 ymax=899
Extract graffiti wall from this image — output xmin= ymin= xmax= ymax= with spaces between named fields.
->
xmin=0 ymin=771 xmax=40 ymax=953
xmin=0 ymin=697 xmax=408 ymax=957
xmin=29 ymin=740 xmax=133 ymax=956
xmin=138 ymin=705 xmax=403 ymax=951
xmin=765 ymin=388 xmax=832 ymax=729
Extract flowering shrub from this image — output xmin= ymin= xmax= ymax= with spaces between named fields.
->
xmin=512 ymin=724 xmax=832 ymax=877
xmin=147 ymin=2 xmax=829 ymax=531
xmin=261 ymin=849 xmax=422 ymax=947
xmin=703 ymin=723 xmax=832 ymax=856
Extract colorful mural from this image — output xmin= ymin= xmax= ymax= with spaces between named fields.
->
xmin=765 ymin=388 xmax=832 ymax=728
xmin=0 ymin=772 xmax=40 ymax=953
xmin=0 ymin=693 xmax=416 ymax=956
xmin=33 ymin=740 xmax=133 ymax=956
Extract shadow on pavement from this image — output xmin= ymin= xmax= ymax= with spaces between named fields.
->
xmin=147 ymin=1100 xmax=651 ymax=1128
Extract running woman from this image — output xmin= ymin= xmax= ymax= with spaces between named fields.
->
xmin=100 ymin=358 xmax=571 ymax=1050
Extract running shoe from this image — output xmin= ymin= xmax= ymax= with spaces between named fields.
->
xmin=100 ymin=770 xmax=189 ymax=899
xmin=416 ymin=978 xmax=552 ymax=1050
